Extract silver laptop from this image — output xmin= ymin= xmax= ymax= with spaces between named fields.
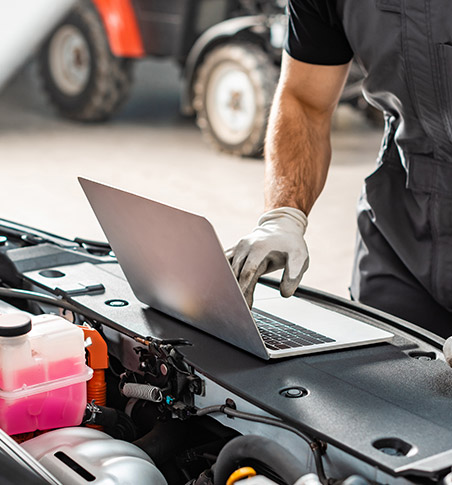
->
xmin=79 ymin=178 xmax=393 ymax=360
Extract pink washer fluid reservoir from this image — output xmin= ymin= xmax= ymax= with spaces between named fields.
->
xmin=0 ymin=313 xmax=92 ymax=435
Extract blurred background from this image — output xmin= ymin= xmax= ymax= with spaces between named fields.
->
xmin=0 ymin=0 xmax=383 ymax=298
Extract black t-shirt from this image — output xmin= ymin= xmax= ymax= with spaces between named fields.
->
xmin=285 ymin=0 xmax=354 ymax=65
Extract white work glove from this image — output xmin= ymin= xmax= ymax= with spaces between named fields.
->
xmin=225 ymin=207 xmax=309 ymax=308
xmin=443 ymin=337 xmax=452 ymax=367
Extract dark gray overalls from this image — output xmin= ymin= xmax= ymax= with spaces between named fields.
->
xmin=340 ymin=0 xmax=452 ymax=336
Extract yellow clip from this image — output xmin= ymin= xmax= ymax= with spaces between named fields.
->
xmin=226 ymin=467 xmax=257 ymax=485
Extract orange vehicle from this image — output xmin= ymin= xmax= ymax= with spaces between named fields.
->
xmin=38 ymin=0 xmax=287 ymax=156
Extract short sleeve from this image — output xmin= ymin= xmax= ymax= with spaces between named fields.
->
xmin=284 ymin=0 xmax=354 ymax=66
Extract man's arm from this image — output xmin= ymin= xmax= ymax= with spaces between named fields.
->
xmin=226 ymin=53 xmax=351 ymax=307
xmin=265 ymin=52 xmax=351 ymax=214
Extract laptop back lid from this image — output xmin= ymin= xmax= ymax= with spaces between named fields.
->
xmin=79 ymin=177 xmax=270 ymax=359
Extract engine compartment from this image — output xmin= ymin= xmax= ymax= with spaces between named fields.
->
xmin=0 ymin=218 xmax=451 ymax=485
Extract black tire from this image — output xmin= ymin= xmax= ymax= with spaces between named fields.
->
xmin=38 ymin=0 xmax=132 ymax=121
xmin=193 ymin=43 xmax=279 ymax=157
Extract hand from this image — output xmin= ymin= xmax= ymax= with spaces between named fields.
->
xmin=225 ymin=207 xmax=309 ymax=308
xmin=443 ymin=337 xmax=452 ymax=367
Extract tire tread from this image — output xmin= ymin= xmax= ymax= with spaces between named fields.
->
xmin=193 ymin=42 xmax=278 ymax=157
xmin=38 ymin=0 xmax=132 ymax=122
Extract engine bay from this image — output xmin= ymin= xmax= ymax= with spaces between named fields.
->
xmin=0 ymin=218 xmax=451 ymax=485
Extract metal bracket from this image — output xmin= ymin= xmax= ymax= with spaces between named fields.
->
xmin=56 ymin=283 xmax=105 ymax=296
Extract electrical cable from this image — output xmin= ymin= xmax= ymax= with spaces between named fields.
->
xmin=167 ymin=355 xmax=192 ymax=377
xmin=195 ymin=405 xmax=328 ymax=485
xmin=196 ymin=405 xmax=313 ymax=444
xmin=0 ymin=287 xmax=94 ymax=319
xmin=0 ymin=218 xmax=76 ymax=246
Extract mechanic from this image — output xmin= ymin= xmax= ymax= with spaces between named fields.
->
xmin=226 ymin=0 xmax=452 ymax=337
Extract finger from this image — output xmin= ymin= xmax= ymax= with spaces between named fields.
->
xmin=239 ymin=257 xmax=270 ymax=308
xmin=231 ymin=253 xmax=248 ymax=279
xmin=280 ymin=252 xmax=309 ymax=298
xmin=243 ymin=270 xmax=261 ymax=308
xmin=263 ymin=250 xmax=287 ymax=274
xmin=224 ymin=247 xmax=235 ymax=263
xmin=244 ymin=284 xmax=255 ymax=309
xmin=227 ymin=241 xmax=250 ymax=278
xmin=444 ymin=336 xmax=452 ymax=367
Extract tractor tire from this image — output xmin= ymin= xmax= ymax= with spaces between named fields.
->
xmin=193 ymin=43 xmax=279 ymax=157
xmin=38 ymin=0 xmax=132 ymax=122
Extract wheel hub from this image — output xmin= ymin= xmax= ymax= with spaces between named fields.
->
xmin=48 ymin=25 xmax=91 ymax=96
xmin=227 ymin=91 xmax=243 ymax=112
xmin=206 ymin=63 xmax=257 ymax=145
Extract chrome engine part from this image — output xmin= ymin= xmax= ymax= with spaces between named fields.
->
xmin=22 ymin=427 xmax=168 ymax=485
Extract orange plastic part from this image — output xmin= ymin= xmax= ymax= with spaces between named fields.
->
xmin=79 ymin=326 xmax=109 ymax=429
xmin=226 ymin=467 xmax=257 ymax=485
xmin=92 ymin=0 xmax=145 ymax=58
xmin=88 ymin=369 xmax=107 ymax=407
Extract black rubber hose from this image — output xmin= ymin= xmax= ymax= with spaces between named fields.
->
xmin=0 ymin=287 xmax=80 ymax=312
xmin=195 ymin=406 xmax=328 ymax=485
xmin=214 ymin=435 xmax=307 ymax=485
xmin=84 ymin=405 xmax=137 ymax=441
xmin=0 ymin=287 xmax=98 ymax=321
xmin=341 ymin=476 xmax=371 ymax=485
xmin=134 ymin=420 xmax=193 ymax=467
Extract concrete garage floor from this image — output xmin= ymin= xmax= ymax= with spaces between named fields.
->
xmin=0 ymin=59 xmax=382 ymax=298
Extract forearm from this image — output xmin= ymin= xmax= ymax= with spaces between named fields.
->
xmin=228 ymin=55 xmax=349 ymax=305
xmin=264 ymin=87 xmax=333 ymax=215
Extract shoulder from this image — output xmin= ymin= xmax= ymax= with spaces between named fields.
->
xmin=288 ymin=0 xmax=343 ymax=28
xmin=286 ymin=0 xmax=353 ymax=66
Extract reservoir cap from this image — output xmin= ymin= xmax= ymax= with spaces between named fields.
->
xmin=0 ymin=313 xmax=32 ymax=337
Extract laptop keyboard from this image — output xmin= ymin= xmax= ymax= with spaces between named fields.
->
xmin=252 ymin=309 xmax=336 ymax=351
